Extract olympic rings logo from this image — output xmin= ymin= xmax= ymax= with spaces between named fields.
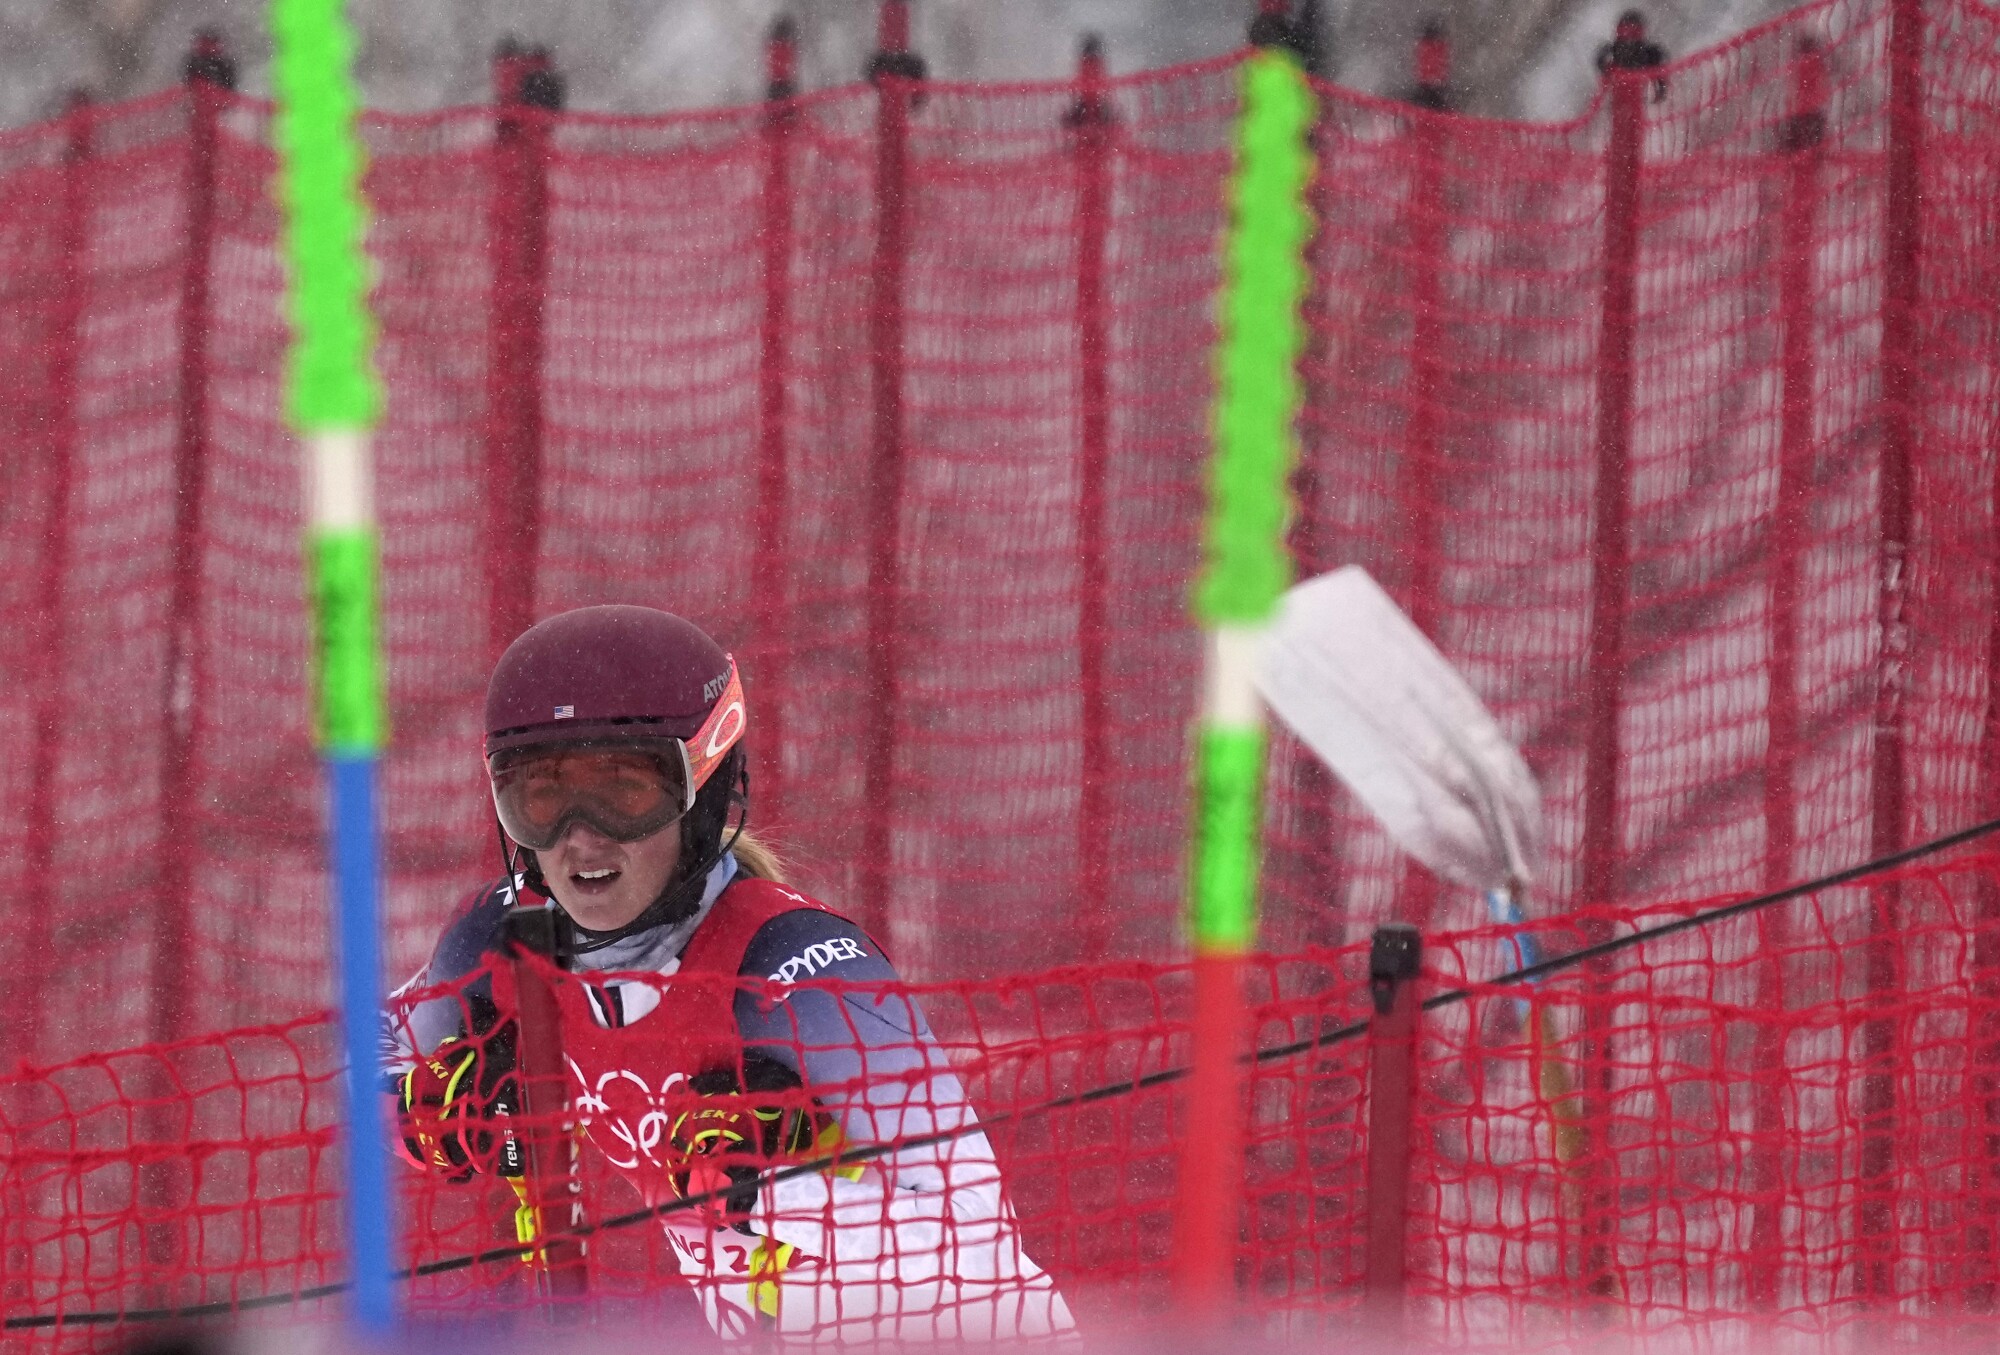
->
xmin=567 ymin=1058 xmax=689 ymax=1171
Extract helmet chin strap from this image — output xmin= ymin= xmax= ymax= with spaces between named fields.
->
xmin=497 ymin=758 xmax=751 ymax=959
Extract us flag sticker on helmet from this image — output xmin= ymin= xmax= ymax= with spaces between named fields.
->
xmin=554 ymin=705 xmax=574 ymax=719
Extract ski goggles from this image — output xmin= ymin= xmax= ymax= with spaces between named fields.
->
xmin=489 ymin=663 xmax=744 ymax=852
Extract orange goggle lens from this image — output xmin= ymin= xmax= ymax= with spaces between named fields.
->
xmin=490 ymin=745 xmax=692 ymax=851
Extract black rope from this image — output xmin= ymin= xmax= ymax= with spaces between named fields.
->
xmin=12 ymin=813 xmax=2000 ymax=1331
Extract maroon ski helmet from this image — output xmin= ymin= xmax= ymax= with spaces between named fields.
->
xmin=484 ymin=606 xmax=742 ymax=763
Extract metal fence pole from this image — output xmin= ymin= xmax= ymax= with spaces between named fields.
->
xmin=1748 ymin=35 xmax=1825 ymax=1310
xmin=862 ymin=0 xmax=924 ymax=947
xmin=1578 ymin=8 xmax=1663 ymax=1302
xmin=143 ymin=34 xmax=235 ymax=1300
xmin=487 ymin=41 xmax=562 ymax=658
xmin=1283 ymin=0 xmax=1348 ymax=954
xmin=1398 ymin=25 xmax=1451 ymax=936
xmin=1070 ymin=33 xmax=1115 ymax=964
xmin=1860 ymin=0 xmax=1925 ymax=1305
xmin=154 ymin=29 xmax=235 ymax=1055
xmin=1365 ymin=924 xmax=1423 ymax=1342
xmin=755 ymin=18 xmax=800 ymax=833
xmin=23 ymin=91 xmax=91 ymax=1071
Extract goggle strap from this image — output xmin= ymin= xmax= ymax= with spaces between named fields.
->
xmin=683 ymin=658 xmax=746 ymax=795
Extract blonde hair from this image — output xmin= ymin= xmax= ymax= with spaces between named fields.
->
xmin=729 ymin=828 xmax=788 ymax=884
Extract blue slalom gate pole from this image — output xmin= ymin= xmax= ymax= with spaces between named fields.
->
xmin=332 ymin=752 xmax=395 ymax=1332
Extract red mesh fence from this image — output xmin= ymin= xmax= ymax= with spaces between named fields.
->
xmin=1 ymin=0 xmax=1996 ymax=1069
xmin=6 ymin=0 xmax=2000 ymax=1339
xmin=7 ymin=854 xmax=2000 ymax=1344
xmin=1268 ymin=0 xmax=2000 ymax=954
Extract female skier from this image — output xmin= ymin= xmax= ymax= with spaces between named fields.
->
xmin=383 ymin=605 xmax=1073 ymax=1342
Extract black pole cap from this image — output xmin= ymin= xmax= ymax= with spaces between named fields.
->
xmin=495 ymin=39 xmax=565 ymax=111
xmin=1248 ymin=0 xmax=1293 ymax=50
xmin=868 ymin=0 xmax=928 ymax=85
xmin=185 ymin=28 xmax=237 ymax=91
xmin=1777 ymin=37 xmax=1826 ymax=152
xmin=1292 ymin=0 xmax=1330 ymax=77
xmin=1596 ymin=9 xmax=1667 ymax=73
xmin=519 ymin=47 xmax=565 ymax=111
xmin=768 ymin=15 xmax=800 ymax=101
xmin=1408 ymin=20 xmax=1449 ymax=110
xmin=1369 ymin=923 xmax=1423 ymax=1015
xmin=505 ymin=897 xmax=575 ymax=968
xmin=1063 ymin=33 xmax=1111 ymax=130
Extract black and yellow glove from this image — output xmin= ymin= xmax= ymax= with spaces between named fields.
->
xmin=396 ymin=1028 xmax=522 ymax=1183
xmin=668 ymin=1056 xmax=821 ymax=1228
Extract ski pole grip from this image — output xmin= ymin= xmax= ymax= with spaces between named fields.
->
xmin=504 ymin=899 xmax=588 ymax=1303
xmin=505 ymin=896 xmax=571 ymax=965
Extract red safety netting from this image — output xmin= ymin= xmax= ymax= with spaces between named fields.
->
xmin=0 ymin=0 xmax=1997 ymax=1067
xmin=1269 ymin=0 xmax=2000 ymax=956
xmin=5 ymin=0 xmax=2000 ymax=1339
xmin=6 ymin=855 xmax=2000 ymax=1345
xmin=1412 ymin=855 xmax=2000 ymax=1341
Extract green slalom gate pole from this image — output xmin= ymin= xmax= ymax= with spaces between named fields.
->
xmin=269 ymin=0 xmax=392 ymax=1331
xmin=1171 ymin=46 xmax=1316 ymax=1319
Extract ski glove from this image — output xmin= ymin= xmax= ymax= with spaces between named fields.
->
xmin=669 ymin=1057 xmax=821 ymax=1229
xmin=397 ymin=1028 xmax=522 ymax=1183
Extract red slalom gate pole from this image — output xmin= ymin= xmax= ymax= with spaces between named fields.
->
xmin=1070 ymin=34 xmax=1114 ymax=965
xmin=1859 ymin=0 xmax=1924 ymax=1306
xmin=487 ymin=41 xmax=561 ymax=659
xmin=153 ymin=32 xmax=234 ymax=1055
xmin=1748 ymin=38 xmax=1825 ymax=1311
xmin=22 ymin=93 xmax=92 ymax=1069
xmin=861 ymin=0 xmax=922 ymax=949
xmin=1176 ymin=951 xmax=1249 ymax=1314
xmin=1364 ymin=925 xmax=1422 ymax=1344
xmin=755 ymin=18 xmax=799 ymax=832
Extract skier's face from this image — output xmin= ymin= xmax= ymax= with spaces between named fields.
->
xmin=535 ymin=817 xmax=683 ymax=933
